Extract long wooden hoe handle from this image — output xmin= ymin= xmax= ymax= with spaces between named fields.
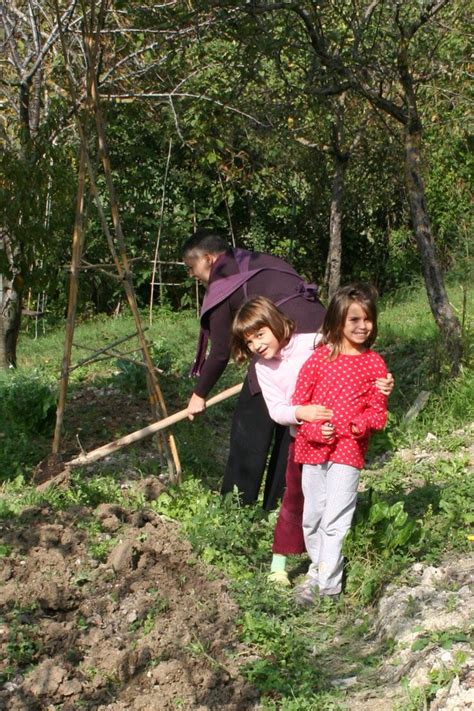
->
xmin=66 ymin=382 xmax=243 ymax=469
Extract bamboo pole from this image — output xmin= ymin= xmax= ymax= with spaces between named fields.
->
xmin=52 ymin=143 xmax=87 ymax=454
xmin=68 ymin=329 xmax=143 ymax=371
xmin=55 ymin=0 xmax=179 ymax=480
xmin=82 ymin=11 xmax=181 ymax=482
xmin=41 ymin=292 xmax=47 ymax=335
xmin=53 ymin=1 xmax=180 ymax=481
xmin=66 ymin=383 xmax=243 ymax=468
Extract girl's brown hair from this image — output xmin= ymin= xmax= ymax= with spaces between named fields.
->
xmin=231 ymin=296 xmax=295 ymax=362
xmin=321 ymin=283 xmax=378 ymax=359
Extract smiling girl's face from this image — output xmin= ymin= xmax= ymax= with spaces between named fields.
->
xmin=341 ymin=301 xmax=373 ymax=353
xmin=245 ymin=326 xmax=281 ymax=359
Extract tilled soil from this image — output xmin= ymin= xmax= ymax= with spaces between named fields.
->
xmin=0 ymin=497 xmax=259 ymax=710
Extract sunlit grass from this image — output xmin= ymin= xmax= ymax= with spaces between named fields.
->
xmin=375 ymin=280 xmax=472 ymax=426
xmin=378 ymin=278 xmax=471 ymax=344
xmin=17 ymin=308 xmax=200 ymax=383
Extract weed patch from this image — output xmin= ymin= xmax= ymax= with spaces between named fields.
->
xmin=342 ymin=490 xmax=421 ymax=605
xmin=0 ymin=372 xmax=56 ymax=481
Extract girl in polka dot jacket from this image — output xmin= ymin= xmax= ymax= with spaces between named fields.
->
xmin=291 ymin=283 xmax=388 ymax=605
xmin=230 ymin=294 xmax=392 ymax=591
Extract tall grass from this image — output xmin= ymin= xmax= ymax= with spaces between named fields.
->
xmin=377 ymin=280 xmax=472 ymax=423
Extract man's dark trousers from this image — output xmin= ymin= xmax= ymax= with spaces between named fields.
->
xmin=221 ymin=377 xmax=291 ymax=511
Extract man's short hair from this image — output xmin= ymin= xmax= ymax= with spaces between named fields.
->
xmin=181 ymin=229 xmax=230 ymax=258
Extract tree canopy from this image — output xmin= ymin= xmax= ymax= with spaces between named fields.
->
xmin=1 ymin=0 xmax=471 ymax=369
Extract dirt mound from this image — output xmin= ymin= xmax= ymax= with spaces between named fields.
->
xmin=0 ymin=497 xmax=258 ymax=710
xmin=346 ymin=556 xmax=474 ymax=710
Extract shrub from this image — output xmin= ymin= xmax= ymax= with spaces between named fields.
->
xmin=0 ymin=372 xmax=56 ymax=481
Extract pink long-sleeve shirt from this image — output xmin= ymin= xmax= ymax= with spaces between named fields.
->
xmin=292 ymin=344 xmax=388 ymax=469
xmin=255 ymin=332 xmax=320 ymax=427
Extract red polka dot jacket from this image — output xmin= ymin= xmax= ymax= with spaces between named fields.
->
xmin=292 ymin=345 xmax=388 ymax=469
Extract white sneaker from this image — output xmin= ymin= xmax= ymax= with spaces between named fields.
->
xmin=294 ymin=577 xmax=319 ymax=606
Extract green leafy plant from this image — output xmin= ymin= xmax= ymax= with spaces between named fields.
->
xmin=0 ymin=372 xmax=56 ymax=481
xmin=114 ymin=358 xmax=147 ymax=393
xmin=152 ymin=479 xmax=273 ymax=576
xmin=0 ymin=372 xmax=55 ymax=433
xmin=411 ymin=629 xmax=469 ymax=652
xmin=343 ymin=490 xmax=421 ymax=605
xmin=416 ymin=462 xmax=473 ymax=561
xmin=5 ymin=606 xmax=42 ymax=668
xmin=425 ymin=665 xmax=457 ymax=701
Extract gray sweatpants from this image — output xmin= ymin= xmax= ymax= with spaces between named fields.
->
xmin=301 ymin=461 xmax=360 ymax=595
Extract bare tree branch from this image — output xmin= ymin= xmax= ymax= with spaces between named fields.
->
xmin=25 ymin=0 xmax=78 ymax=82
xmin=406 ymin=0 xmax=452 ymax=40
xmin=168 ymin=96 xmax=184 ymax=141
xmin=27 ymin=1 xmax=41 ymax=55
xmin=101 ymin=91 xmax=270 ymax=126
xmin=99 ymin=42 xmax=172 ymax=85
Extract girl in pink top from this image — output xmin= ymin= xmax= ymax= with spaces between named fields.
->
xmin=292 ymin=283 xmax=388 ymax=604
xmin=231 ymin=294 xmax=392 ymax=589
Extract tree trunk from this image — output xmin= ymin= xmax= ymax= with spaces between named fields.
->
xmin=0 ymin=258 xmax=23 ymax=369
xmin=404 ymin=127 xmax=462 ymax=374
xmin=324 ymin=155 xmax=346 ymax=300
xmin=0 ymin=80 xmax=30 ymax=369
xmin=0 ymin=271 xmax=5 ymax=368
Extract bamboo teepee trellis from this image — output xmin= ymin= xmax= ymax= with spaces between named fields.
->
xmin=51 ymin=0 xmax=181 ymax=482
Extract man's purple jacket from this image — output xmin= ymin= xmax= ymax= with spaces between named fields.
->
xmin=191 ymin=248 xmax=326 ymax=398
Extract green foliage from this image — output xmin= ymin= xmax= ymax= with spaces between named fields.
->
xmin=129 ymin=594 xmax=170 ymax=636
xmin=377 ymin=281 xmax=473 ymax=421
xmin=113 ymin=358 xmax=148 ymax=393
xmin=262 ymin=696 xmax=344 ymax=711
xmin=398 ymin=649 xmax=468 ymax=710
xmin=76 ymin=517 xmax=118 ymax=563
xmin=417 ymin=463 xmax=473 ymax=561
xmin=0 ymin=543 xmax=12 ymax=557
xmin=415 ymin=369 xmax=474 ymax=436
xmin=0 ymin=372 xmax=55 ymax=433
xmin=411 ymin=629 xmax=469 ymax=652
xmin=2 ymin=0 xmax=470 ymax=351
xmin=0 ymin=471 xmax=128 ymax=520
xmin=0 ymin=372 xmax=56 ymax=481
xmin=382 ymin=227 xmax=421 ymax=290
xmin=342 ymin=491 xmax=421 ymax=605
xmin=438 ymin=471 xmax=473 ymax=531
xmin=240 ymin=608 xmax=331 ymax=700
xmin=4 ymin=605 xmax=42 ymax=669
xmin=425 ymin=651 xmax=468 ymax=699
xmin=0 ymin=133 xmax=76 ymax=296
xmin=152 ymin=479 xmax=273 ymax=577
